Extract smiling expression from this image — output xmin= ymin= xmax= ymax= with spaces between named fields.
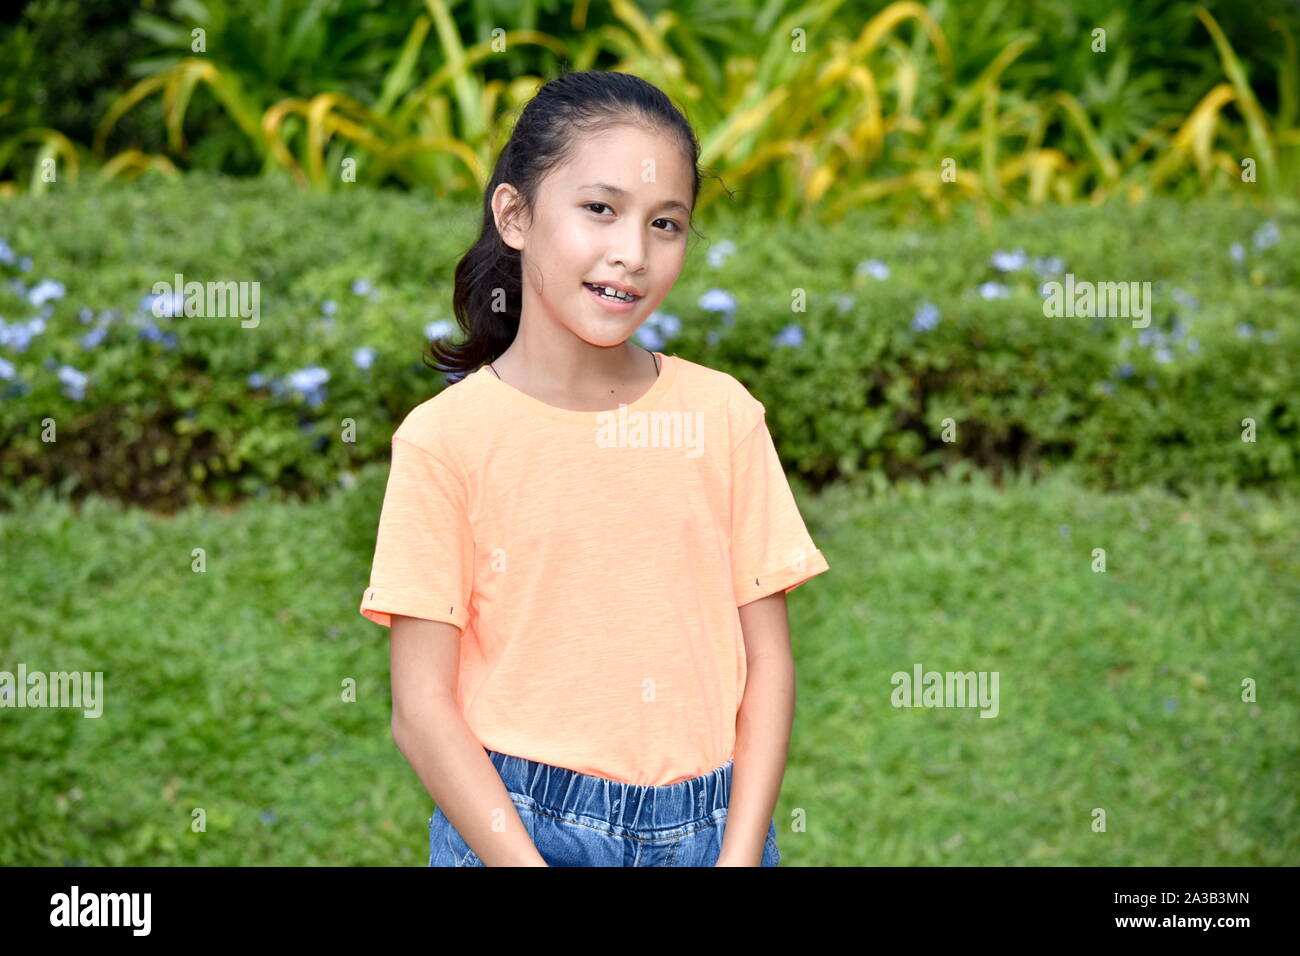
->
xmin=492 ymin=123 xmax=695 ymax=348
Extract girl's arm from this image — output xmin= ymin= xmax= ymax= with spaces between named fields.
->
xmin=390 ymin=615 xmax=548 ymax=866
xmin=719 ymin=591 xmax=795 ymax=866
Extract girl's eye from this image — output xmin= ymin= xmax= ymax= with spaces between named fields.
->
xmin=585 ymin=202 xmax=682 ymax=234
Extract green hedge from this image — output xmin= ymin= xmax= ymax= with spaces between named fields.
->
xmin=0 ymin=172 xmax=1296 ymax=507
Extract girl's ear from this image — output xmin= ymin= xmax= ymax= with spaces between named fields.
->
xmin=492 ymin=182 xmax=528 ymax=252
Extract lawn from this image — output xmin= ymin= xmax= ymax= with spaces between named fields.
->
xmin=2 ymin=461 xmax=1295 ymax=865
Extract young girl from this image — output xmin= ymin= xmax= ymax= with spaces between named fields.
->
xmin=360 ymin=70 xmax=829 ymax=866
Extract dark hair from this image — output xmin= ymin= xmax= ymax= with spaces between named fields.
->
xmin=425 ymin=69 xmax=708 ymax=379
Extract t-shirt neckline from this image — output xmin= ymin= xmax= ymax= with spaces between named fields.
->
xmin=472 ymin=352 xmax=678 ymax=423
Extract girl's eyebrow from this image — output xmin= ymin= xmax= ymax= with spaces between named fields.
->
xmin=578 ymin=182 xmax=691 ymax=217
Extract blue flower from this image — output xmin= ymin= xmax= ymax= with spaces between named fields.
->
xmin=0 ymin=317 xmax=43 ymax=352
xmin=1153 ymin=346 xmax=1174 ymax=364
xmin=1187 ymin=337 xmax=1200 ymax=353
xmin=991 ymin=249 xmax=1028 ymax=272
xmin=706 ymin=239 xmax=736 ymax=268
xmin=835 ymin=294 xmax=856 ymax=313
xmin=143 ymin=290 xmax=184 ymax=318
xmin=425 ymin=319 xmax=454 ymax=340
xmin=773 ymin=324 xmax=805 ymax=348
xmin=1138 ymin=328 xmax=1160 ymax=348
xmin=1260 ymin=329 xmax=1278 ymax=344
xmin=1098 ymin=381 xmax=1115 ymax=395
xmin=1163 ymin=698 xmax=1178 ymax=713
xmin=18 ymin=256 xmax=31 ymax=272
xmin=911 ymin=303 xmax=941 ymax=332
xmin=248 ymin=372 xmax=267 ymax=389
xmin=139 ymin=321 xmax=166 ymax=343
xmin=1171 ymin=288 xmax=1199 ymax=311
xmin=1032 ymin=256 xmax=1065 ymax=278
xmin=260 ymin=811 xmax=278 ymax=824
xmin=80 ymin=325 xmax=109 ymax=349
xmin=56 ymin=364 xmax=89 ymax=400
xmin=353 ymin=346 xmax=377 ymax=370
xmin=698 ymin=288 xmax=737 ymax=314
xmin=0 ymin=239 xmax=13 ymax=266
xmin=78 ymin=307 xmax=95 ymax=324
xmin=287 ymin=366 xmax=330 ymax=392
xmin=1229 ymin=242 xmax=1245 ymax=262
xmin=351 ymin=279 xmax=373 ymax=297
xmin=0 ymin=356 xmax=14 ymax=380
xmin=635 ymin=325 xmax=665 ymax=350
xmin=857 ymin=259 xmax=890 ymax=280
xmin=648 ymin=311 xmax=681 ymax=339
xmin=1235 ymin=322 xmax=1255 ymax=338
xmin=321 ymin=299 xmax=338 ymax=317
xmin=1116 ymin=363 xmax=1135 ymax=379
xmin=978 ymin=281 xmax=1009 ymax=300
xmin=27 ymin=279 xmax=65 ymax=307
xmin=1252 ymin=221 xmax=1280 ymax=250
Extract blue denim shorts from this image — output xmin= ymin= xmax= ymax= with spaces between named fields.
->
xmin=428 ymin=748 xmax=781 ymax=867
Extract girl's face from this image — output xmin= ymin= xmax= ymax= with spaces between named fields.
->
xmin=494 ymin=123 xmax=694 ymax=350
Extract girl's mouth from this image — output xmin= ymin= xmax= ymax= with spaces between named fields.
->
xmin=584 ymin=282 xmax=641 ymax=312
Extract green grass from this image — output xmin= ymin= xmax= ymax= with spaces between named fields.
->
xmin=1 ymin=463 xmax=1296 ymax=865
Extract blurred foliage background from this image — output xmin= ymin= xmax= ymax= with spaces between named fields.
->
xmin=1 ymin=0 xmax=1297 ymax=870
xmin=2 ymin=0 xmax=1298 ymax=215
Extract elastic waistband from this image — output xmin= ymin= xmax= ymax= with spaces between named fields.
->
xmin=485 ymin=748 xmax=732 ymax=833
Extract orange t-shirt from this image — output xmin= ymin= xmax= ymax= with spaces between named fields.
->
xmin=359 ymin=351 xmax=830 ymax=785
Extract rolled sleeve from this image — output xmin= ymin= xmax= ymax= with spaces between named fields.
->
xmin=729 ymin=413 xmax=830 ymax=607
xmin=359 ymin=436 xmax=474 ymax=630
